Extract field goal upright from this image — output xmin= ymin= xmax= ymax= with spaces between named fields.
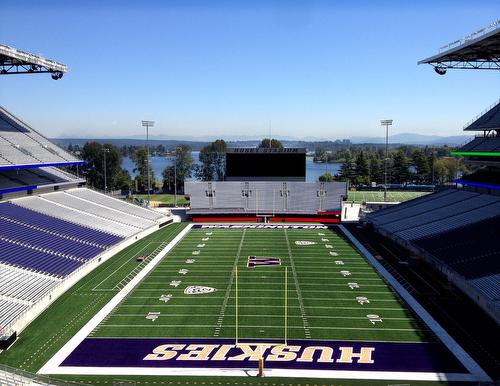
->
xmin=234 ymin=265 xmax=289 ymax=376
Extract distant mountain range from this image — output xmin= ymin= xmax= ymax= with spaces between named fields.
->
xmin=350 ymin=133 xmax=472 ymax=146
xmin=52 ymin=132 xmax=472 ymax=150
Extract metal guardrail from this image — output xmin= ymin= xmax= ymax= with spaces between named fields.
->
xmin=462 ymin=99 xmax=500 ymax=131
xmin=0 ymin=363 xmax=85 ymax=385
xmin=439 ymin=20 xmax=500 ymax=52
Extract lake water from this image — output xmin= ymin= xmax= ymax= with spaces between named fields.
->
xmin=122 ymin=152 xmax=340 ymax=182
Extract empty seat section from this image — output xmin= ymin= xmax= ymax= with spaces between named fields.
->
xmin=0 ymin=239 xmax=83 ymax=277
xmin=0 ymin=202 xmax=123 ymax=247
xmin=0 ymin=299 xmax=29 ymax=328
xmin=43 ymin=192 xmax=156 ymax=230
xmin=0 ymin=265 xmax=59 ymax=303
xmin=67 ymin=188 xmax=164 ymax=221
xmin=0 ymin=219 xmax=104 ymax=260
xmin=14 ymin=197 xmax=137 ymax=237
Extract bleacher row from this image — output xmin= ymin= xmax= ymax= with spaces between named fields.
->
xmin=0 ymin=188 xmax=168 ymax=330
xmin=0 ymin=166 xmax=82 ymax=192
xmin=367 ymin=189 xmax=500 ymax=241
xmin=366 ymin=189 xmax=500 ymax=316
xmin=0 ymin=106 xmax=79 ymax=166
xmin=459 ymin=136 xmax=500 ymax=152
xmin=185 ymin=181 xmax=347 ymax=213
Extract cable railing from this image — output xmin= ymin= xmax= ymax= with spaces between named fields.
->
xmin=462 ymin=99 xmax=500 ymax=131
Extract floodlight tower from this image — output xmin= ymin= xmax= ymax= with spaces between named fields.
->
xmin=102 ymin=147 xmax=110 ymax=193
xmin=141 ymin=120 xmax=155 ymax=206
xmin=380 ymin=119 xmax=393 ymax=202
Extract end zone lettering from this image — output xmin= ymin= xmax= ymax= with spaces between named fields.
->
xmin=143 ymin=343 xmax=375 ymax=364
xmin=60 ymin=337 xmax=467 ymax=373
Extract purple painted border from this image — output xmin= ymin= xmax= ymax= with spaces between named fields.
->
xmin=61 ymin=338 xmax=466 ymax=373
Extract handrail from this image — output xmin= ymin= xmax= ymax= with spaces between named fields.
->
xmin=462 ymin=99 xmax=500 ymax=130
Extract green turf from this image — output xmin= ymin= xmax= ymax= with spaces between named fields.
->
xmin=347 ymin=190 xmax=430 ymax=203
xmin=92 ymin=227 xmax=431 ymax=343
xmin=134 ymin=194 xmax=189 ymax=205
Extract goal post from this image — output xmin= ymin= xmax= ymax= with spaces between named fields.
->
xmin=234 ymin=266 xmax=288 ymax=347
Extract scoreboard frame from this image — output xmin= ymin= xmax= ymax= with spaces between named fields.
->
xmin=225 ymin=147 xmax=306 ymax=181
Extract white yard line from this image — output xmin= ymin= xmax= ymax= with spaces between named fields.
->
xmin=38 ymin=223 xmax=193 ymax=375
xmin=339 ymin=225 xmax=491 ymax=382
xmin=213 ymin=229 xmax=246 ymax=337
xmin=284 ymin=228 xmax=311 ymax=339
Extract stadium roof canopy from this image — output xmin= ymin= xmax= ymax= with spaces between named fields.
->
xmin=463 ymin=100 xmax=500 ymax=131
xmin=0 ymin=44 xmax=67 ymax=79
xmin=418 ymin=20 xmax=500 ymax=72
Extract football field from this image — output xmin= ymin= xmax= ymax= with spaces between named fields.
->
xmin=90 ymin=226 xmax=428 ymax=342
xmin=40 ymin=224 xmax=481 ymax=381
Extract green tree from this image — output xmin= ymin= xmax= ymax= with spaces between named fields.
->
xmin=338 ymin=150 xmax=356 ymax=182
xmin=319 ymin=172 xmax=336 ymax=182
xmin=391 ymin=150 xmax=410 ymax=184
xmin=354 ymin=151 xmax=370 ymax=185
xmin=195 ymin=139 xmax=227 ymax=181
xmin=412 ymin=149 xmax=431 ymax=184
xmin=369 ymin=157 xmax=383 ymax=185
xmin=80 ymin=142 xmax=125 ymax=191
xmin=162 ymin=145 xmax=193 ymax=193
xmin=131 ymin=147 xmax=155 ymax=193
xmin=258 ymin=138 xmax=283 ymax=149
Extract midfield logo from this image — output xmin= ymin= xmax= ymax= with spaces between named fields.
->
xmin=247 ymin=256 xmax=281 ymax=268
xmin=184 ymin=286 xmax=217 ymax=295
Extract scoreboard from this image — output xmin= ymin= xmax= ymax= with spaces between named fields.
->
xmin=225 ymin=147 xmax=306 ymax=181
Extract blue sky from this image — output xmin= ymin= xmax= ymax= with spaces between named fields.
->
xmin=1 ymin=0 xmax=499 ymax=140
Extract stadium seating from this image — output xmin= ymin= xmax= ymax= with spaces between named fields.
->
xmin=0 ymin=202 xmax=123 ymax=247
xmin=42 ymin=191 xmax=157 ymax=230
xmin=185 ymin=181 xmax=347 ymax=214
xmin=67 ymin=188 xmax=164 ymax=221
xmin=0 ymin=106 xmax=79 ymax=166
xmin=0 ymin=299 xmax=29 ymax=330
xmin=0 ymin=265 xmax=60 ymax=303
xmin=0 ymin=188 xmax=169 ymax=331
xmin=14 ymin=196 xmax=139 ymax=237
xmin=413 ymin=215 xmax=500 ymax=279
xmin=366 ymin=188 xmax=500 ymax=322
xmin=458 ymin=136 xmax=500 ymax=152
xmin=0 ymin=167 xmax=82 ymax=192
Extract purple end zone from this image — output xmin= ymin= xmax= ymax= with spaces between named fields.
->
xmin=61 ymin=338 xmax=467 ymax=373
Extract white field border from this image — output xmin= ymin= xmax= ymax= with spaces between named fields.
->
xmin=38 ymin=223 xmax=193 ymax=374
xmin=338 ymin=224 xmax=491 ymax=382
xmin=38 ymin=223 xmax=488 ymax=382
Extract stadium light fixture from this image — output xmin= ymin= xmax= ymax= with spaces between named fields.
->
xmin=102 ymin=147 xmax=110 ymax=193
xmin=380 ymin=120 xmax=393 ymax=202
xmin=434 ymin=65 xmax=447 ymax=75
xmin=141 ymin=120 xmax=155 ymax=206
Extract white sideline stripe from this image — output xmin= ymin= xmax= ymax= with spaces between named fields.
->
xmin=109 ymin=314 xmax=413 ymax=321
xmin=38 ymin=223 xmax=193 ymax=375
xmin=94 ymin=324 xmax=425 ymax=331
xmin=42 ymin=366 xmax=476 ymax=381
xmin=338 ymin=225 xmax=491 ymax=382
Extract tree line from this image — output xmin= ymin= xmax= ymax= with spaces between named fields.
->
xmin=316 ymin=146 xmax=467 ymax=185
xmin=65 ymin=139 xmax=466 ymax=194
